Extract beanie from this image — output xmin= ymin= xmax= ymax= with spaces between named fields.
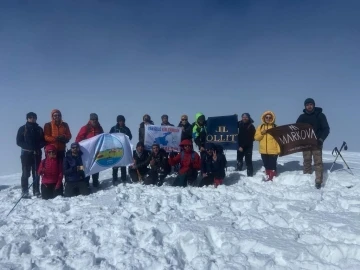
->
xmin=241 ymin=112 xmax=254 ymax=123
xmin=90 ymin=113 xmax=98 ymax=120
xmin=117 ymin=115 xmax=125 ymax=122
xmin=71 ymin=142 xmax=80 ymax=148
xmin=26 ymin=112 xmax=37 ymax=119
xmin=181 ymin=114 xmax=188 ymax=120
xmin=161 ymin=114 xmax=168 ymax=119
xmin=304 ymin=98 xmax=315 ymax=106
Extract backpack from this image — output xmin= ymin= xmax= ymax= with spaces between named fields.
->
xmin=180 ymin=151 xmax=195 ymax=163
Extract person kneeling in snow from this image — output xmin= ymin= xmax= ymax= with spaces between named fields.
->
xmin=169 ymin=139 xmax=201 ymax=187
xmin=38 ymin=145 xmax=63 ymax=199
xmin=128 ymin=142 xmax=151 ymax=183
xmin=63 ymin=142 xmax=90 ymax=197
xmin=144 ymin=143 xmax=171 ymax=186
xmin=199 ymin=143 xmax=227 ymax=188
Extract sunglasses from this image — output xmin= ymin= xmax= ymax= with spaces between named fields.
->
xmin=265 ymin=116 xmax=272 ymax=119
xmin=47 ymin=150 xmax=56 ymax=154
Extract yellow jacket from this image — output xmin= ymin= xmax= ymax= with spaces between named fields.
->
xmin=254 ymin=111 xmax=280 ymax=155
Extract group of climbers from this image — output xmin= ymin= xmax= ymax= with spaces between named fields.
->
xmin=16 ymin=97 xmax=330 ymax=199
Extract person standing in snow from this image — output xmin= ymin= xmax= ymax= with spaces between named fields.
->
xmin=128 ymin=142 xmax=151 ymax=183
xmin=109 ymin=115 xmax=133 ymax=185
xmin=254 ymin=111 xmax=280 ymax=181
xmin=236 ymin=113 xmax=256 ymax=176
xmin=178 ymin=114 xmax=193 ymax=141
xmin=199 ymin=143 xmax=227 ymax=188
xmin=169 ymin=139 xmax=201 ymax=187
xmin=138 ymin=114 xmax=154 ymax=143
xmin=63 ymin=142 xmax=90 ymax=197
xmin=192 ymin=112 xmax=207 ymax=159
xmin=296 ymin=98 xmax=330 ymax=189
xmin=75 ymin=113 xmax=104 ymax=188
xmin=16 ymin=112 xmax=46 ymax=198
xmin=43 ymin=109 xmax=72 ymax=161
xmin=38 ymin=144 xmax=63 ymax=199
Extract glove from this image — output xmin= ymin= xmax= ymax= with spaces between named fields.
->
xmin=317 ymin=138 xmax=323 ymax=146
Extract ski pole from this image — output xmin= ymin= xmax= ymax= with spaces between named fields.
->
xmin=6 ymin=182 xmax=34 ymax=217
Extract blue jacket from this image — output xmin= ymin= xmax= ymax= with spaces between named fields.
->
xmin=63 ymin=150 xmax=85 ymax=182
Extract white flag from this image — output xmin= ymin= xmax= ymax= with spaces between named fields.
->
xmin=79 ymin=133 xmax=133 ymax=177
xmin=144 ymin=125 xmax=182 ymax=152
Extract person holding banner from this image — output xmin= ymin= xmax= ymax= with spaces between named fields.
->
xmin=139 ymin=114 xmax=154 ymax=143
xmin=75 ymin=113 xmax=104 ymax=188
xmin=237 ymin=113 xmax=256 ymax=176
xmin=128 ymin=142 xmax=151 ymax=183
xmin=296 ymin=98 xmax=330 ymax=189
xmin=169 ymin=139 xmax=201 ymax=187
xmin=160 ymin=114 xmax=174 ymax=126
xmin=254 ymin=111 xmax=280 ymax=181
xmin=109 ymin=115 xmax=133 ymax=185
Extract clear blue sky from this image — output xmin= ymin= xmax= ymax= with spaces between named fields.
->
xmin=1 ymin=0 xmax=359 ymax=175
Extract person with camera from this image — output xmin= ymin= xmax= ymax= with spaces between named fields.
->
xmin=63 ymin=142 xmax=90 ymax=197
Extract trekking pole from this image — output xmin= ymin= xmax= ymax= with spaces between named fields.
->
xmin=6 ymin=182 xmax=34 ymax=217
xmin=335 ymin=148 xmax=354 ymax=175
xmin=329 ymin=141 xmax=347 ymax=172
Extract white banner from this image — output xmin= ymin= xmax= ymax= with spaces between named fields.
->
xmin=79 ymin=133 xmax=134 ymax=177
xmin=144 ymin=125 xmax=182 ymax=152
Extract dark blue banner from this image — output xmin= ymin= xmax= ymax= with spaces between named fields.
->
xmin=206 ymin=115 xmax=238 ymax=150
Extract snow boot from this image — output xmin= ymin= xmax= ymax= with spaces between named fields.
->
xmin=214 ymin=178 xmax=223 ymax=188
xmin=268 ymin=170 xmax=276 ymax=181
xmin=236 ymin=161 xmax=243 ymax=171
xmin=22 ymin=191 xmax=31 ymax=199
xmin=247 ymin=168 xmax=253 ymax=177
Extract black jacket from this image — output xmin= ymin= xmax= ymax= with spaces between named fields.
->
xmin=237 ymin=121 xmax=256 ymax=149
xmin=16 ymin=122 xmax=45 ymax=153
xmin=109 ymin=124 xmax=132 ymax=140
xmin=296 ymin=107 xmax=330 ymax=141
xmin=132 ymin=149 xmax=151 ymax=175
xmin=178 ymin=121 xmax=193 ymax=141
xmin=201 ymin=152 xmax=226 ymax=179
xmin=147 ymin=148 xmax=171 ymax=174
xmin=138 ymin=121 xmax=154 ymax=142
xmin=63 ymin=150 xmax=85 ymax=182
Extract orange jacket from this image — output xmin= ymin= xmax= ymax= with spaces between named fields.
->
xmin=44 ymin=109 xmax=72 ymax=151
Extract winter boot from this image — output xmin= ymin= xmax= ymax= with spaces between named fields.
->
xmin=214 ymin=178 xmax=223 ymax=188
xmin=33 ymin=181 xmax=41 ymax=197
xmin=22 ymin=190 xmax=31 ymax=199
xmin=236 ymin=161 xmax=243 ymax=171
xmin=268 ymin=170 xmax=276 ymax=181
xmin=247 ymin=168 xmax=253 ymax=177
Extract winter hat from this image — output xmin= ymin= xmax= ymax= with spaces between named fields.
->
xmin=181 ymin=114 xmax=188 ymax=120
xmin=45 ymin=144 xmax=57 ymax=152
xmin=161 ymin=114 xmax=168 ymax=119
xmin=26 ymin=112 xmax=37 ymax=119
xmin=304 ymin=98 xmax=315 ymax=106
xmin=241 ymin=112 xmax=254 ymax=123
xmin=90 ymin=113 xmax=98 ymax=120
xmin=51 ymin=109 xmax=61 ymax=117
xmin=136 ymin=141 xmax=144 ymax=148
xmin=117 ymin=115 xmax=125 ymax=122
xmin=143 ymin=114 xmax=151 ymax=121
xmin=71 ymin=142 xmax=80 ymax=148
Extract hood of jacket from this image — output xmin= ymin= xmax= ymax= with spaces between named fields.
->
xmin=261 ymin=111 xmax=276 ymax=125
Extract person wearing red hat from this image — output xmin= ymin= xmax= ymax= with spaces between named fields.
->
xmin=38 ymin=144 xmax=63 ymax=199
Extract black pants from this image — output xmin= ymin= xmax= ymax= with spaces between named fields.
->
xmin=237 ymin=146 xmax=253 ymax=175
xmin=112 ymin=166 xmax=127 ymax=181
xmin=128 ymin=168 xmax=148 ymax=183
xmin=261 ymin=154 xmax=278 ymax=171
xmin=84 ymin=172 xmax=100 ymax=187
xmin=144 ymin=170 xmax=167 ymax=186
xmin=64 ymin=181 xmax=90 ymax=197
xmin=21 ymin=153 xmax=41 ymax=194
xmin=41 ymin=183 xmax=62 ymax=199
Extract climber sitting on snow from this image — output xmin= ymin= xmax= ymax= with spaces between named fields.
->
xmin=199 ymin=143 xmax=227 ymax=188
xmin=169 ymin=139 xmax=201 ymax=187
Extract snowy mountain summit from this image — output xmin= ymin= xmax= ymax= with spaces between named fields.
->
xmin=0 ymin=150 xmax=359 ymax=269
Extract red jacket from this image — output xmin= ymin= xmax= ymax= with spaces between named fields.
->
xmin=38 ymin=157 xmax=63 ymax=186
xmin=169 ymin=150 xmax=201 ymax=174
xmin=75 ymin=122 xmax=104 ymax=142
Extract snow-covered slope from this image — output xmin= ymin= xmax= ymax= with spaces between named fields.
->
xmin=0 ymin=150 xmax=359 ymax=270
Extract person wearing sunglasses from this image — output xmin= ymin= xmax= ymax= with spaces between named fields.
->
xmin=254 ymin=111 xmax=280 ymax=181
xmin=38 ymin=144 xmax=63 ymax=199
xmin=16 ymin=112 xmax=46 ymax=198
xmin=63 ymin=142 xmax=90 ymax=197
xmin=177 ymin=114 xmax=193 ymax=141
